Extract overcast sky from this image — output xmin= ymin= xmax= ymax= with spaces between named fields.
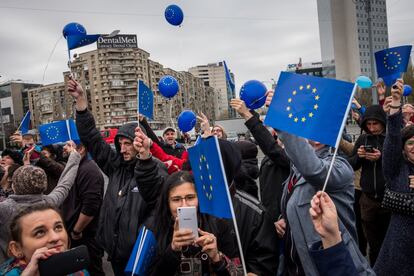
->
xmin=0 ymin=0 xmax=413 ymax=92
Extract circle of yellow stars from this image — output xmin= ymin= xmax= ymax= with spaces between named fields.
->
xmin=140 ymin=90 xmax=150 ymax=111
xmin=199 ymin=155 xmax=213 ymax=200
xmin=46 ymin=126 xmax=60 ymax=140
xmin=286 ymin=84 xmax=320 ymax=123
xmin=383 ymin=51 xmax=402 ymax=70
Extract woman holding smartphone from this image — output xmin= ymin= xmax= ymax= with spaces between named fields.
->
xmin=0 ymin=203 xmax=89 ymax=275
xmin=134 ymin=127 xmax=242 ymax=276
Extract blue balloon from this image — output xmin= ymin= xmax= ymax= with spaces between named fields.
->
xmin=403 ymin=84 xmax=412 ymax=97
xmin=178 ymin=110 xmax=196 ymax=132
xmin=355 ymin=76 xmax=372 ymax=89
xmin=63 ymin=22 xmax=87 ymax=38
xmin=165 ymin=4 xmax=184 ymax=26
xmin=158 ymin=75 xmax=179 ymax=98
xmin=240 ymin=80 xmax=268 ymax=109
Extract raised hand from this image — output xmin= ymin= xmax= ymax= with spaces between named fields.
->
xmin=133 ymin=127 xmax=151 ymax=159
xmin=230 ymin=98 xmax=252 ymax=120
xmin=171 ymin=218 xmax=195 ymax=251
xmin=197 ymin=112 xmax=211 ymax=138
xmin=309 ymin=191 xmax=341 ymax=249
xmin=196 ymin=229 xmax=220 ymax=263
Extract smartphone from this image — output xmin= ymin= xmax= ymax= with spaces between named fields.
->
xmin=178 ymin=206 xmax=199 ymax=239
xmin=38 ymin=245 xmax=90 ymax=276
xmin=364 ymin=145 xmax=374 ymax=153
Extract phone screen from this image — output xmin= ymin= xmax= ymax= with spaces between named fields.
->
xmin=177 ymin=206 xmax=199 ymax=239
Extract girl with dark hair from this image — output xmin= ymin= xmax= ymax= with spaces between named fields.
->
xmin=134 ymin=128 xmax=242 ymax=276
xmin=0 ymin=203 xmax=89 ymax=275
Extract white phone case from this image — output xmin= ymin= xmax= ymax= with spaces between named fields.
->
xmin=177 ymin=206 xmax=199 ymax=239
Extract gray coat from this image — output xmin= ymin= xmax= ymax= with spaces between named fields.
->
xmin=279 ymin=131 xmax=374 ymax=275
xmin=0 ymin=152 xmax=81 ymax=263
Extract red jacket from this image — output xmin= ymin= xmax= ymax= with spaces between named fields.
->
xmin=150 ymin=142 xmax=188 ymax=174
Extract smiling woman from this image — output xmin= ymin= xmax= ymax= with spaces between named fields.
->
xmin=0 ymin=203 xmax=89 ymax=275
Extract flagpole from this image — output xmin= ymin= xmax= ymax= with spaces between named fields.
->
xmin=66 ymin=120 xmax=72 ymax=142
xmin=213 ymin=136 xmax=247 ymax=275
xmin=322 ymin=83 xmax=358 ymax=192
xmin=137 ymin=80 xmax=140 ymax=119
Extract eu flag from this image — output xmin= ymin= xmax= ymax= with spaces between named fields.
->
xmin=188 ymin=136 xmax=232 ymax=219
xmin=375 ymin=45 xmax=412 ymax=85
xmin=125 ymin=226 xmax=157 ymax=276
xmin=19 ymin=111 xmax=31 ymax=135
xmin=223 ymin=61 xmax=235 ymax=93
xmin=264 ymin=72 xmax=354 ymax=147
xmin=66 ymin=34 xmax=101 ymax=50
xmin=138 ymin=80 xmax=154 ymax=120
xmin=39 ymin=119 xmax=80 ymax=146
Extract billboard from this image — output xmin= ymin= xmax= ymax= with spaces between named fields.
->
xmin=97 ymin=34 xmax=138 ymax=49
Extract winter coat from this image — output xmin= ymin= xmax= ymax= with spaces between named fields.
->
xmin=61 ymin=156 xmax=104 ymax=238
xmin=233 ymin=190 xmax=279 ymax=275
xmin=0 ymin=152 xmax=80 ymax=263
xmin=348 ymin=105 xmax=387 ymax=200
xmin=244 ymin=113 xmax=290 ymax=220
xmin=134 ymin=157 xmax=240 ymax=276
xmin=76 ymin=109 xmax=149 ymax=262
xmin=278 ymin=131 xmax=374 ymax=276
xmin=374 ymin=111 xmax=414 ymax=276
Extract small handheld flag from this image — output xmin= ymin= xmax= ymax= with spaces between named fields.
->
xmin=264 ymin=72 xmax=354 ymax=147
xmin=223 ymin=61 xmax=235 ymax=93
xmin=125 ymin=226 xmax=157 ymax=276
xmin=375 ymin=45 xmax=412 ymax=85
xmin=18 ymin=111 xmax=31 ymax=135
xmin=138 ymin=80 xmax=154 ymax=120
xmin=39 ymin=119 xmax=80 ymax=146
xmin=187 ymin=136 xmax=233 ymax=218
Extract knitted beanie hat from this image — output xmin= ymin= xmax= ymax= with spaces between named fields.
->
xmin=12 ymin=165 xmax=47 ymax=195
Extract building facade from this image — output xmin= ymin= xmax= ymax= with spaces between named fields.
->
xmin=0 ymin=81 xmax=41 ymax=149
xmin=27 ymin=47 xmax=215 ymax=131
xmin=28 ymin=82 xmax=68 ymax=127
xmin=317 ymin=0 xmax=389 ymax=82
xmin=189 ymin=61 xmax=235 ymax=119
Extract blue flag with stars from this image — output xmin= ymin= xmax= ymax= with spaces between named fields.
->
xmin=375 ymin=45 xmax=412 ymax=85
xmin=39 ymin=119 xmax=80 ymax=146
xmin=188 ymin=136 xmax=233 ymax=219
xmin=66 ymin=34 xmax=101 ymax=50
xmin=138 ymin=80 xmax=154 ymax=120
xmin=264 ymin=72 xmax=354 ymax=147
xmin=125 ymin=226 xmax=157 ymax=276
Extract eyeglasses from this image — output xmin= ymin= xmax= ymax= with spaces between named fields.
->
xmin=169 ymin=194 xmax=197 ymax=204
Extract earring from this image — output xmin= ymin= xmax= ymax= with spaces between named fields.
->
xmin=17 ymin=253 xmax=23 ymax=258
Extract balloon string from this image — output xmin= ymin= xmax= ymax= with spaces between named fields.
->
xmin=42 ymin=35 xmax=63 ymax=84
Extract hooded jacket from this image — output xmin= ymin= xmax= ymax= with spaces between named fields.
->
xmin=76 ymin=109 xmax=149 ymax=262
xmin=348 ymin=105 xmax=387 ymax=199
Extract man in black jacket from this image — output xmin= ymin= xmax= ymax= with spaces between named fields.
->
xmin=68 ymin=79 xmax=149 ymax=275
xmin=348 ymin=105 xmax=390 ymax=266
xmin=230 ymin=98 xmax=290 ymax=222
xmin=61 ymin=142 xmax=104 ymax=276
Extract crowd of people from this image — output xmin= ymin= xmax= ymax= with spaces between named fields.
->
xmin=0 ymin=76 xmax=413 ymax=276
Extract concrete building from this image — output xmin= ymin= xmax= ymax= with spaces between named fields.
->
xmin=189 ymin=61 xmax=236 ymax=119
xmin=28 ymin=82 xmax=68 ymax=127
xmin=317 ymin=0 xmax=389 ymax=82
xmin=27 ymin=47 xmax=215 ymax=131
xmin=0 ymin=81 xmax=41 ymax=148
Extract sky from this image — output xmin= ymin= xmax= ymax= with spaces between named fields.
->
xmin=0 ymin=0 xmax=413 ymax=92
